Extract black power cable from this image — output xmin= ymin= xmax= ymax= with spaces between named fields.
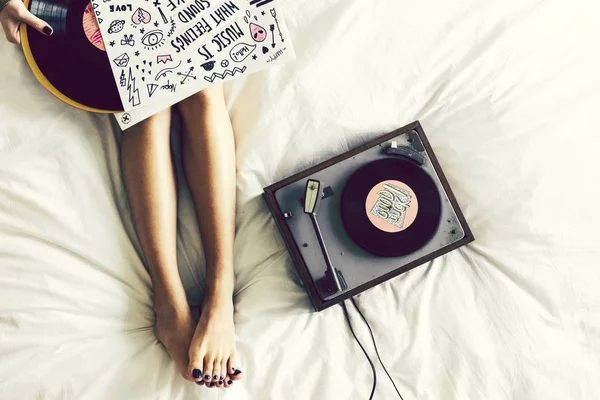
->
xmin=351 ymin=297 xmax=404 ymax=400
xmin=340 ymin=301 xmax=377 ymax=400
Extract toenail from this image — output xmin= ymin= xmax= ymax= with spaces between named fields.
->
xmin=227 ymin=380 xmax=233 ymax=385
xmin=205 ymin=375 xmax=210 ymax=379
xmin=213 ymin=375 xmax=218 ymax=379
xmin=219 ymin=380 xmax=223 ymax=384
xmin=233 ymin=369 xmax=242 ymax=375
xmin=209 ymin=383 xmax=215 ymax=387
xmin=193 ymin=369 xmax=202 ymax=379
xmin=219 ymin=376 xmax=224 ymax=380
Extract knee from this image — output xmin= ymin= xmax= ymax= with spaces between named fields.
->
xmin=179 ymin=85 xmax=224 ymax=114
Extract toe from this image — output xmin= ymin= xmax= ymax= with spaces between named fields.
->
xmin=203 ymin=358 xmax=214 ymax=384
xmin=219 ymin=359 xmax=227 ymax=386
xmin=224 ymin=378 xmax=234 ymax=388
xmin=212 ymin=359 xmax=222 ymax=384
xmin=188 ymin=348 xmax=205 ymax=383
xmin=227 ymin=356 xmax=243 ymax=381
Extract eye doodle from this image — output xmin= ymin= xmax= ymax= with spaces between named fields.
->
xmin=141 ymin=30 xmax=165 ymax=50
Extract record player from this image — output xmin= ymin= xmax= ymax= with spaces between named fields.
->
xmin=263 ymin=121 xmax=474 ymax=311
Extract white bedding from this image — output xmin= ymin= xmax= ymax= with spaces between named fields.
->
xmin=1 ymin=0 xmax=600 ymax=398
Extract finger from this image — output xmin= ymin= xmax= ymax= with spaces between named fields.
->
xmin=17 ymin=8 xmax=52 ymax=36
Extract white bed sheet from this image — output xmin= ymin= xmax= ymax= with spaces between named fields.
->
xmin=1 ymin=0 xmax=600 ymax=399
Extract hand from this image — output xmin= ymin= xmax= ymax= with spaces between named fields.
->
xmin=0 ymin=0 xmax=52 ymax=45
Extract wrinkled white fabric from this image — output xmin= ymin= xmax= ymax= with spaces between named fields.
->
xmin=1 ymin=0 xmax=599 ymax=398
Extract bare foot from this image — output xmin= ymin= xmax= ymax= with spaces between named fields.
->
xmin=155 ymin=300 xmax=197 ymax=382
xmin=187 ymin=295 xmax=243 ymax=388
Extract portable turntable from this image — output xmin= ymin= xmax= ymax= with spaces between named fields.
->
xmin=263 ymin=121 xmax=474 ymax=311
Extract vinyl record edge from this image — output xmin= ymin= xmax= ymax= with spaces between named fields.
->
xmin=19 ymin=1 xmax=119 ymax=115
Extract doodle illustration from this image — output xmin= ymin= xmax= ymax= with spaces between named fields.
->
xmin=157 ymin=7 xmax=168 ymax=24
xmin=178 ymin=67 xmax=197 ymax=84
xmin=229 ymin=42 xmax=256 ymax=62
xmin=141 ymin=30 xmax=165 ymax=50
xmin=167 ymin=18 xmax=176 ymax=37
xmin=203 ymin=66 xmax=247 ymax=83
xmin=262 ymin=46 xmax=268 ymax=54
xmin=119 ymin=70 xmax=126 ymax=86
xmin=157 ymin=54 xmax=173 ymax=64
xmin=200 ymin=61 xmax=215 ymax=71
xmin=131 ymin=7 xmax=151 ymax=25
xmin=109 ymin=4 xmax=132 ymax=12
xmin=155 ymin=61 xmax=182 ymax=80
xmin=109 ymin=40 xmax=115 ymax=47
xmin=221 ymin=60 xmax=229 ymax=68
xmin=121 ymin=34 xmax=135 ymax=46
xmin=249 ymin=22 xmax=267 ymax=42
xmin=127 ymin=68 xmax=141 ymax=106
xmin=270 ymin=24 xmax=275 ymax=48
xmin=270 ymin=8 xmax=283 ymax=42
xmin=147 ymin=83 xmax=159 ymax=97
xmin=103 ymin=0 xmax=112 ymax=3
xmin=250 ymin=0 xmax=273 ymax=7
xmin=252 ymin=54 xmax=257 ymax=60
xmin=121 ymin=113 xmax=131 ymax=124
xmin=160 ymin=80 xmax=176 ymax=92
xmin=243 ymin=10 xmax=258 ymax=24
xmin=108 ymin=20 xmax=125 ymax=33
xmin=98 ymin=18 xmax=103 ymax=23
xmin=113 ymin=53 xmax=130 ymax=67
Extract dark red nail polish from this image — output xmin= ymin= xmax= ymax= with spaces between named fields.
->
xmin=219 ymin=376 xmax=224 ymax=380
xmin=193 ymin=369 xmax=202 ymax=379
xmin=42 ymin=26 xmax=53 ymax=36
xmin=205 ymin=374 xmax=210 ymax=379
xmin=233 ymin=369 xmax=242 ymax=375
xmin=227 ymin=380 xmax=233 ymax=385
xmin=213 ymin=375 xmax=218 ymax=380
xmin=209 ymin=383 xmax=215 ymax=387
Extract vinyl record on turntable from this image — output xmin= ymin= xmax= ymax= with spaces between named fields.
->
xmin=20 ymin=0 xmax=123 ymax=112
xmin=340 ymin=158 xmax=442 ymax=257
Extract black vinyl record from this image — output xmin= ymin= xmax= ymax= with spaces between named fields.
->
xmin=340 ymin=158 xmax=442 ymax=257
xmin=26 ymin=0 xmax=123 ymax=111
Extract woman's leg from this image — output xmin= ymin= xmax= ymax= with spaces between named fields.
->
xmin=120 ymin=108 xmax=196 ymax=382
xmin=178 ymin=86 xmax=242 ymax=388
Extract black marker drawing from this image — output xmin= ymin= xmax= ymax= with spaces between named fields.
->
xmin=167 ymin=18 xmax=176 ymax=37
xmin=121 ymin=113 xmax=131 ymax=124
xmin=107 ymin=20 xmax=125 ymax=33
xmin=177 ymin=67 xmax=196 ymax=84
xmin=131 ymin=7 xmax=151 ymax=24
xmin=140 ymin=27 xmax=145 ymax=33
xmin=200 ymin=61 xmax=215 ymax=71
xmin=109 ymin=4 xmax=132 ymax=12
xmin=113 ymin=52 xmax=130 ymax=67
xmin=119 ymin=70 xmax=126 ymax=86
xmin=187 ymin=58 xmax=192 ymax=64
xmin=152 ymin=0 xmax=160 ymax=6
xmin=252 ymin=54 xmax=257 ymax=60
xmin=155 ymin=61 xmax=182 ymax=80
xmin=141 ymin=29 xmax=165 ymax=50
xmin=160 ymin=80 xmax=176 ymax=92
xmin=270 ymin=8 xmax=283 ymax=42
xmin=109 ymin=40 xmax=115 ymax=47
xmin=157 ymin=54 xmax=173 ymax=64
xmin=270 ymin=24 xmax=275 ymax=48
xmin=143 ymin=60 xmax=146 ymax=64
xmin=221 ymin=59 xmax=229 ymax=68
xmin=262 ymin=46 xmax=268 ymax=54
xmin=135 ymin=50 xmax=140 ymax=56
xmin=229 ymin=42 xmax=256 ymax=62
xmin=154 ymin=21 xmax=159 ymax=27
xmin=261 ymin=10 xmax=265 ymax=16
xmin=142 ymin=77 xmax=145 ymax=82
xmin=203 ymin=66 xmax=247 ymax=83
xmin=121 ymin=34 xmax=135 ymax=46
xmin=98 ymin=18 xmax=103 ymax=23
xmin=266 ymin=47 xmax=286 ymax=63
xmin=127 ymin=68 xmax=141 ymax=106
xmin=158 ymin=7 xmax=168 ymax=24
xmin=250 ymin=0 xmax=273 ymax=7
xmin=147 ymin=83 xmax=159 ymax=97
xmin=249 ymin=22 xmax=267 ymax=42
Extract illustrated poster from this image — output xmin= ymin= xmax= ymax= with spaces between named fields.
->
xmin=89 ymin=0 xmax=295 ymax=129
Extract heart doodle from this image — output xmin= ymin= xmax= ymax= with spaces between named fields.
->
xmin=131 ymin=8 xmax=152 ymax=25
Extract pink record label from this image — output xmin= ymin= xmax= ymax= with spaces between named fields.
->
xmin=83 ymin=3 xmax=105 ymax=51
xmin=364 ymin=180 xmax=419 ymax=233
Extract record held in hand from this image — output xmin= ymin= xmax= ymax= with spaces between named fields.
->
xmin=340 ymin=158 xmax=442 ymax=257
xmin=21 ymin=0 xmax=123 ymax=112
